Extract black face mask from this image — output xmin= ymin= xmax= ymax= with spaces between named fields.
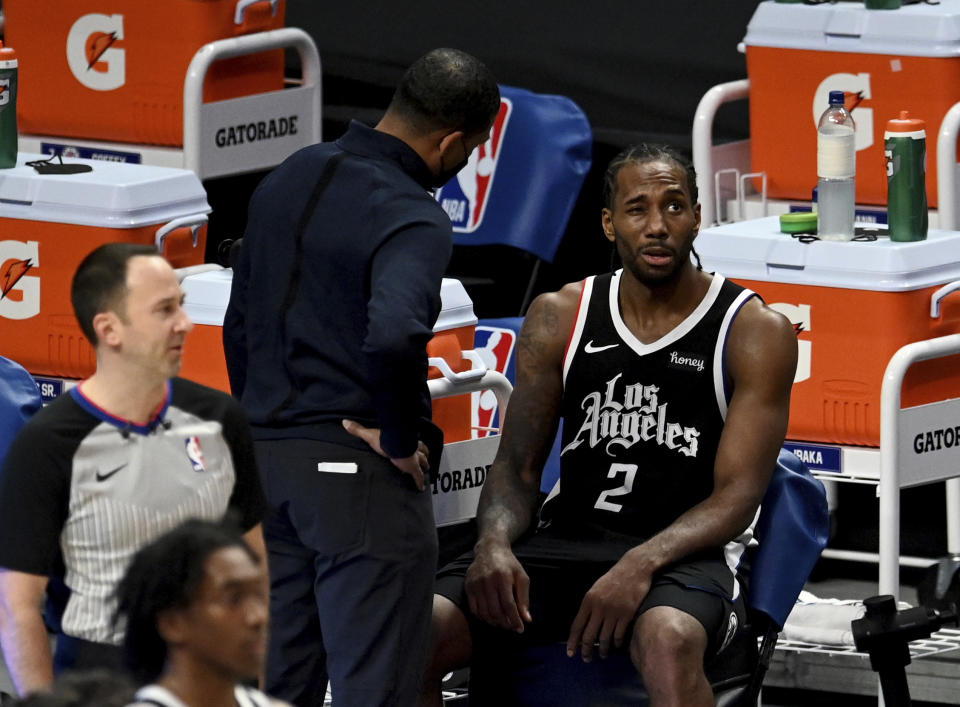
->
xmin=429 ymin=137 xmax=470 ymax=188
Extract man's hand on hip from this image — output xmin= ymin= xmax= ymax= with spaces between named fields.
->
xmin=342 ymin=419 xmax=429 ymax=491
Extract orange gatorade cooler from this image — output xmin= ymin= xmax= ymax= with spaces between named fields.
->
xmin=744 ymin=0 xmax=960 ymax=207
xmin=427 ymin=279 xmax=479 ymax=444
xmin=4 ymin=0 xmax=286 ymax=146
xmin=179 ymin=267 xmax=234 ymax=390
xmin=0 ymin=153 xmax=210 ymax=378
xmin=697 ymin=216 xmax=960 ymax=447
xmin=180 ymin=272 xmax=480 ymax=442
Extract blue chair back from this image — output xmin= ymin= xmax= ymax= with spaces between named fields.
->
xmin=0 ymin=356 xmax=42 ymax=466
xmin=436 ymin=84 xmax=592 ymax=263
xmin=749 ymin=449 xmax=830 ymax=629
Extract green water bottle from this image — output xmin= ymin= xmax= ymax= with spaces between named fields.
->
xmin=865 ymin=0 xmax=901 ymax=8
xmin=884 ymin=111 xmax=927 ymax=242
xmin=0 ymin=42 xmax=18 ymax=169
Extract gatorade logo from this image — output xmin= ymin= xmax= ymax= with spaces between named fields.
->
xmin=0 ymin=79 xmax=10 ymax=108
xmin=813 ymin=73 xmax=873 ymax=152
xmin=769 ymin=302 xmax=811 ymax=384
xmin=0 ymin=241 xmax=40 ymax=321
xmin=66 ymin=14 xmax=126 ymax=91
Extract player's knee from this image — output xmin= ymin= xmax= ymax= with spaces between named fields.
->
xmin=630 ymin=608 xmax=706 ymax=680
xmin=426 ymin=594 xmax=472 ymax=678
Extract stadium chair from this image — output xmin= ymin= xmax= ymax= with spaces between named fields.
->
xmin=0 ymin=356 xmax=42 ymax=704
xmin=0 ymin=356 xmax=42 ymax=466
xmin=437 ymin=85 xmax=590 ymax=513
xmin=466 ymin=448 xmax=830 ymax=706
xmin=432 ymin=80 xmax=589 ymax=549
xmin=439 ymin=84 xmax=592 ymax=317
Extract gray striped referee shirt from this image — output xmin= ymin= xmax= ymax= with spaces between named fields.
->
xmin=0 ymin=377 xmax=266 ymax=645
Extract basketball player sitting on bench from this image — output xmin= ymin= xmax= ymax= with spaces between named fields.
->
xmin=419 ymin=144 xmax=798 ymax=707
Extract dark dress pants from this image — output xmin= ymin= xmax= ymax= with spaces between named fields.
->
xmin=256 ymin=438 xmax=438 ymax=707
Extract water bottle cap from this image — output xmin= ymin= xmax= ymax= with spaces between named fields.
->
xmin=0 ymin=41 xmax=16 ymax=61
xmin=886 ymin=110 xmax=925 ymax=133
xmin=828 ymin=90 xmax=845 ymax=105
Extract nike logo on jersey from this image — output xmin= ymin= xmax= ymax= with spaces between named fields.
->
xmin=95 ymin=464 xmax=127 ymax=482
xmin=584 ymin=340 xmax=619 ymax=354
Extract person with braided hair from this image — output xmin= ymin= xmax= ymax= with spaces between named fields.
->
xmin=421 ymin=144 xmax=798 ymax=707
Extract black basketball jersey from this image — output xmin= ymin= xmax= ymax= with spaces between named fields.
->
xmin=541 ymin=269 xmax=757 ymax=546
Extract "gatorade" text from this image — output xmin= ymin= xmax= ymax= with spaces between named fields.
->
xmin=914 ymin=425 xmax=960 ymax=455
xmin=215 ymin=116 xmax=298 ymax=148
xmin=431 ymin=464 xmax=488 ymax=495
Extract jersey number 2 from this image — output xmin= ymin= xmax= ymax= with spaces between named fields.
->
xmin=594 ymin=463 xmax=638 ymax=513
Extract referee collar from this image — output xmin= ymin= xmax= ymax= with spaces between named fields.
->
xmin=71 ymin=380 xmax=172 ymax=436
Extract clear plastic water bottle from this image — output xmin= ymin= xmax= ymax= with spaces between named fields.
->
xmin=817 ymin=90 xmax=856 ymax=241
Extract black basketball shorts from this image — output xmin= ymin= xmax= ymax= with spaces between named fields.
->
xmin=435 ymin=526 xmax=746 ymax=657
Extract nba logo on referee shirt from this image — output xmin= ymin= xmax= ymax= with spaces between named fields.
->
xmin=471 ymin=326 xmax=516 ymax=438
xmin=185 ymin=436 xmax=206 ymax=472
xmin=435 ymin=98 xmax=512 ymax=233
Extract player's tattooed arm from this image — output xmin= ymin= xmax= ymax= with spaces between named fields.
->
xmin=475 ymin=284 xmax=580 ymax=546
xmin=467 ymin=285 xmax=579 ymax=631
xmin=514 ymin=294 xmax=560 ymax=360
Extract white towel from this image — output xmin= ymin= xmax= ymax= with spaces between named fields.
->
xmin=780 ymin=591 xmax=911 ymax=647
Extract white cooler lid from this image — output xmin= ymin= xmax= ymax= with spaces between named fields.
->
xmin=0 ymin=153 xmax=210 ymax=228
xmin=697 ymin=216 xmax=960 ymax=292
xmin=744 ymin=0 xmax=960 ymax=57
xmin=182 ymin=269 xmax=478 ymax=330
xmin=182 ymin=268 xmax=234 ymax=326
xmin=434 ymin=278 xmax=478 ymax=332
